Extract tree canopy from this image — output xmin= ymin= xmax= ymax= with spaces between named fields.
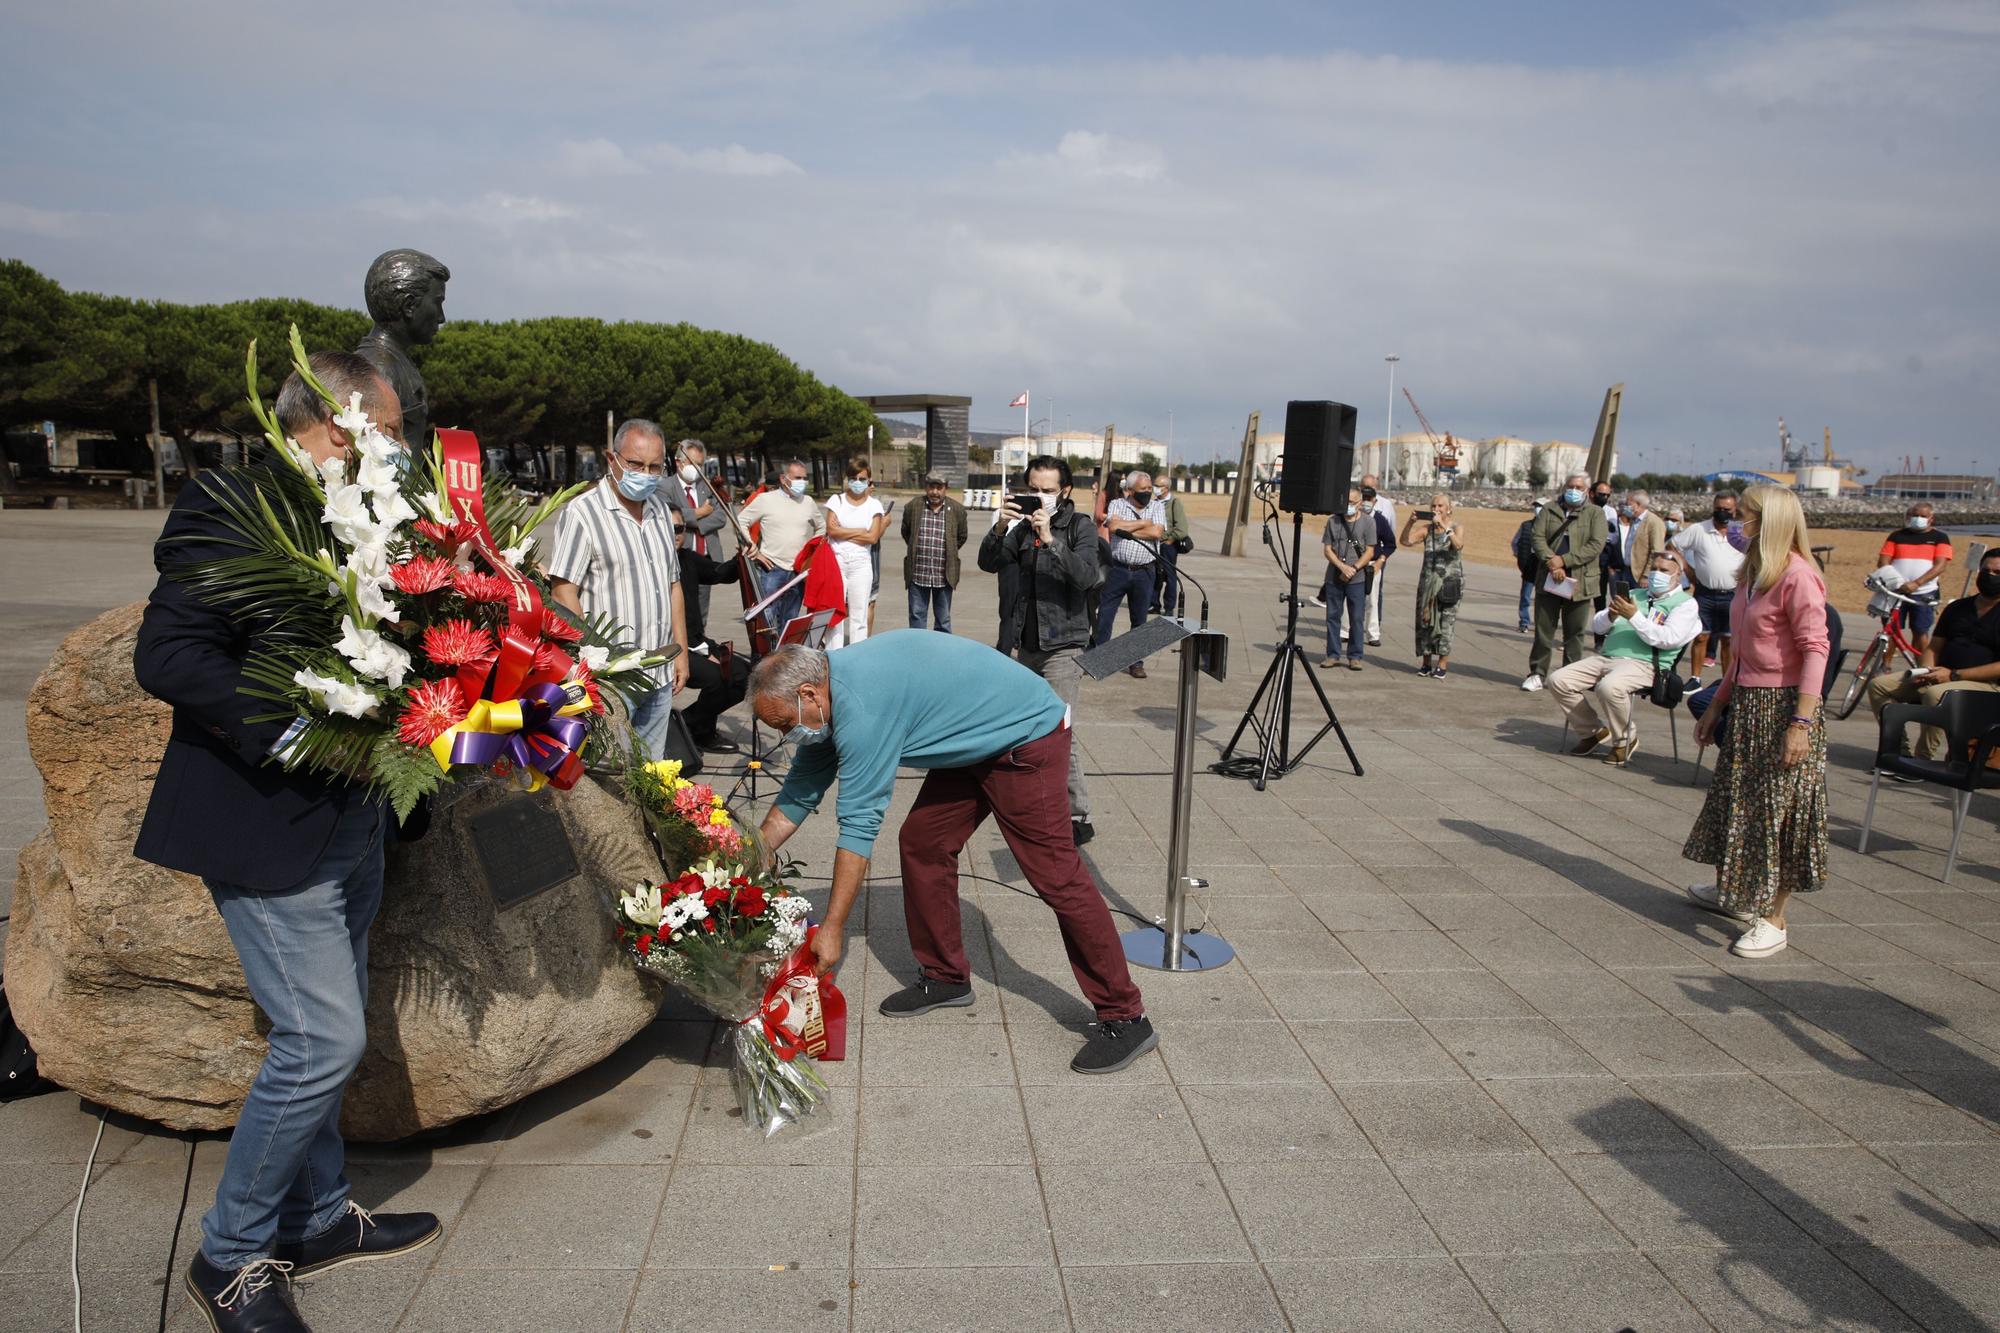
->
xmin=0 ymin=260 xmax=889 ymax=468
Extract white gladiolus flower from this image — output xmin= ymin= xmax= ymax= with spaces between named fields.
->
xmin=332 ymin=392 xmax=373 ymax=441
xmin=322 ymin=483 xmax=375 ymax=547
xmin=356 ymin=451 xmax=401 ymax=499
xmin=578 ymin=645 xmax=609 ymax=673
xmin=416 ymin=489 xmax=451 ymax=523
xmin=293 ymin=668 xmax=380 ymax=719
xmin=353 ymin=577 xmax=400 ymax=625
xmin=696 ymin=862 xmax=733 ymax=892
xmin=501 ymin=543 xmax=528 ymax=567
xmin=370 ymin=488 xmax=418 ymax=529
xmin=334 ymin=615 xmax=412 ymax=688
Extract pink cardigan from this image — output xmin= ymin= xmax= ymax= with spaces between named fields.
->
xmin=1714 ymin=553 xmax=1831 ymax=707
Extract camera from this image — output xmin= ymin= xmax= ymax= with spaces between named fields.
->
xmin=1414 ymin=509 xmax=1434 ymax=521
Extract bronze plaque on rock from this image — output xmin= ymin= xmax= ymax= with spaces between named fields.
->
xmin=466 ymin=796 xmax=580 ymax=909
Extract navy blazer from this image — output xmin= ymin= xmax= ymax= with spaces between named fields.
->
xmin=132 ymin=473 xmax=374 ymax=891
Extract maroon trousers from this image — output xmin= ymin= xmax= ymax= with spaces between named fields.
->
xmin=898 ymin=724 xmax=1145 ymax=1021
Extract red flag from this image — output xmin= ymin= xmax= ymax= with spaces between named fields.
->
xmin=1009 ymin=392 xmax=1028 ymax=407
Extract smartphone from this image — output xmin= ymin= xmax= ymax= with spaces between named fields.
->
xmin=1012 ymin=489 xmax=1047 ymax=512
xmin=1414 ymin=509 xmax=1434 ymax=521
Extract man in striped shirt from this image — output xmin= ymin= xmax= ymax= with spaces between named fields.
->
xmin=1095 ymin=471 xmax=1166 ymax=678
xmin=547 ymin=419 xmax=690 ymax=760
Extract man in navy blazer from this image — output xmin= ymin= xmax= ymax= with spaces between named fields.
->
xmin=134 ymin=350 xmax=439 ymax=1333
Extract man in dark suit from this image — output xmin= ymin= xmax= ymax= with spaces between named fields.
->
xmin=134 ymin=351 xmax=439 ymax=1333
xmin=673 ymin=542 xmax=753 ymax=752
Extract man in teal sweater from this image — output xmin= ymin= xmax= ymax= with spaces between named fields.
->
xmin=751 ymin=632 xmax=1154 ymax=1074
xmin=1547 ymin=548 xmax=1701 ymax=765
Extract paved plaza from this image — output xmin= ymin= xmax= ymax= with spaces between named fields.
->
xmin=3 ymin=504 xmax=1999 ymax=1332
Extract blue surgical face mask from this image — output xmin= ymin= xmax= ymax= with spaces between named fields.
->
xmin=1346 ymin=504 xmax=1359 ymax=519
xmin=847 ymin=478 xmax=870 ymax=496
xmin=1647 ymin=570 xmax=1676 ymax=596
xmin=788 ymin=478 xmax=808 ymax=498
xmin=786 ymin=690 xmax=828 ymax=746
xmin=616 ymin=467 xmax=660 ymax=502
xmin=1562 ymin=488 xmax=1585 ymax=508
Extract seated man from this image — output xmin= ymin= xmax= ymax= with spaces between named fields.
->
xmin=1865 ymin=546 xmax=2000 ymax=765
xmin=1547 ymin=547 xmax=1700 ymax=766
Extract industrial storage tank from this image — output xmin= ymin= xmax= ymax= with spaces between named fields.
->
xmin=1797 ymin=465 xmax=1843 ymax=498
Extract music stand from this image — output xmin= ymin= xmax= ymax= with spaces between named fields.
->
xmin=1079 ymin=616 xmax=1235 ymax=972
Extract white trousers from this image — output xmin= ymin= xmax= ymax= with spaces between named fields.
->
xmin=828 ymin=557 xmax=873 ymax=650
xmin=1546 ymin=656 xmax=1655 ymax=745
xmin=1366 ymin=563 xmax=1387 ymax=640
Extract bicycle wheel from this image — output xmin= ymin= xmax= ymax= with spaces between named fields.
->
xmin=1834 ymin=635 xmax=1885 ymax=720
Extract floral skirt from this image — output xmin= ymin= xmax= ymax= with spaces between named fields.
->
xmin=1683 ymin=685 xmax=1828 ymax=916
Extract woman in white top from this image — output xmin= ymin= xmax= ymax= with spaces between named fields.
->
xmin=824 ymin=458 xmax=888 ymax=648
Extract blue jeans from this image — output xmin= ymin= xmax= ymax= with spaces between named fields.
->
xmin=1096 ymin=562 xmax=1154 ymax=645
xmin=1324 ymin=576 xmax=1367 ymax=660
xmin=758 ymin=563 xmax=804 ymax=636
xmin=628 ymin=685 xmax=674 ymax=760
xmin=908 ymin=584 xmax=953 ymax=632
xmin=1517 ymin=580 xmax=1534 ymax=630
xmin=201 ymin=801 xmax=387 ymax=1269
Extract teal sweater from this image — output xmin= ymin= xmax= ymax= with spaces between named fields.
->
xmin=773 ymin=630 xmax=1067 ymax=857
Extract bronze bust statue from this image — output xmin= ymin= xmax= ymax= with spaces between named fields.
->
xmin=355 ymin=249 xmax=449 ymax=448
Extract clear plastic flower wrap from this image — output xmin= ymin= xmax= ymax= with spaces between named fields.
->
xmin=614 ymin=859 xmax=846 ymax=1137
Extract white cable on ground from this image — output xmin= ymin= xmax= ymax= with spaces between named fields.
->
xmin=72 ymin=1105 xmax=109 ymax=1333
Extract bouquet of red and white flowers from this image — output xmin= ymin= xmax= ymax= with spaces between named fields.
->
xmin=173 ymin=329 xmax=661 ymax=818
xmin=615 ymin=858 xmax=845 ymax=1136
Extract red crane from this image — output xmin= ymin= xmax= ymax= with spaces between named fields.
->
xmin=1402 ymin=388 xmax=1460 ymax=474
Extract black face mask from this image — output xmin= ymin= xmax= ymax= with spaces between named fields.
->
xmin=1714 ymin=509 xmax=1735 ymax=525
xmin=1980 ymin=571 xmax=2000 ymax=598
xmin=1132 ymin=491 xmax=1153 ymax=506
xmin=1593 ymin=493 xmax=1612 ymax=507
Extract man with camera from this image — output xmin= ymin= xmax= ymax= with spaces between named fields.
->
xmin=1547 ymin=547 xmax=1700 ymax=766
xmin=979 ymin=455 xmax=1105 ymax=845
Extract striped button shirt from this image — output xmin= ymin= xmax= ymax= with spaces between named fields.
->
xmin=1107 ymin=496 xmax=1166 ymax=567
xmin=546 ymin=478 xmax=681 ymax=687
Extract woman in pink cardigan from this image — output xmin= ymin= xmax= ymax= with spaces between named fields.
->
xmin=1683 ymin=485 xmax=1830 ymax=958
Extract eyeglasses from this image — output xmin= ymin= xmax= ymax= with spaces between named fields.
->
xmin=615 ymin=455 xmax=666 ymax=476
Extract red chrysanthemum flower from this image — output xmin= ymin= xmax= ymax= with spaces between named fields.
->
xmin=415 ymin=518 xmax=473 ymax=549
xmin=420 ymin=619 xmax=498 ymax=669
xmin=395 ymin=677 xmax=469 ymax=747
xmin=453 ymin=569 xmax=513 ymax=603
xmin=636 ymin=933 xmax=654 ymax=955
xmin=539 ymin=609 xmax=584 ymax=643
xmin=388 ymin=555 xmax=457 ymax=596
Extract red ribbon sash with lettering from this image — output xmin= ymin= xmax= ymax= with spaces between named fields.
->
xmin=742 ymin=930 xmax=848 ymax=1062
xmin=434 ymin=427 xmax=587 ymax=789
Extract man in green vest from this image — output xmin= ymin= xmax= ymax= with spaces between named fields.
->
xmin=1524 ymin=473 xmax=1610 ymax=691
xmin=1151 ymin=476 xmax=1191 ymax=613
xmin=1547 ymin=547 xmax=1701 ymax=765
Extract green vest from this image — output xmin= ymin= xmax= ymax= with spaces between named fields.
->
xmin=1603 ymin=587 xmax=1692 ymax=664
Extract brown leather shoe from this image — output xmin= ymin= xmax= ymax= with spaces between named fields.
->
xmin=1604 ymin=738 xmax=1639 ymax=766
xmin=1127 ymin=663 xmax=1147 ymax=679
xmin=1570 ymin=727 xmax=1611 ymax=756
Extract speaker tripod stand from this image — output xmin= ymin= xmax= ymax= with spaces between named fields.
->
xmin=1212 ymin=510 xmax=1363 ymax=790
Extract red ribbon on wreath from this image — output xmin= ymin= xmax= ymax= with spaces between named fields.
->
xmin=434 ymin=427 xmax=587 ymax=790
xmin=742 ymin=929 xmax=848 ymax=1062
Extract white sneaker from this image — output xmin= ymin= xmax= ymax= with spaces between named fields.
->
xmin=1308 ymin=593 xmax=1326 ymax=608
xmin=1521 ymin=674 xmax=1544 ymax=692
xmin=1730 ymin=918 xmax=1788 ymax=958
xmin=1685 ymin=882 xmax=1751 ymax=923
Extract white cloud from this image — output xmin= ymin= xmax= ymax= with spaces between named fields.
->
xmin=0 ymin=201 xmax=91 ymax=238
xmin=643 ymin=143 xmax=804 ymax=177
xmin=556 ymin=137 xmax=644 ymax=177
xmin=1002 ymin=130 xmax=1167 ymax=182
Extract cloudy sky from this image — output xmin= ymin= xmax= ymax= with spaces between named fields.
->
xmin=4 ymin=0 xmax=1994 ymax=473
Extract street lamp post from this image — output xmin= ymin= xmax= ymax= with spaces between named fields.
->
xmin=1383 ymin=355 xmax=1400 ymax=478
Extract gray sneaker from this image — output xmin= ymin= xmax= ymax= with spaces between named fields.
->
xmin=1070 ymin=1016 xmax=1158 ymax=1074
xmin=877 ymin=976 xmax=975 ymax=1017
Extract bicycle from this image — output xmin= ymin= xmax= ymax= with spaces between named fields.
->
xmin=1831 ymin=577 xmax=1935 ymax=720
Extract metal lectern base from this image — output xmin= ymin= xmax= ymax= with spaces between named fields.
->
xmin=1120 ymin=925 xmax=1237 ymax=972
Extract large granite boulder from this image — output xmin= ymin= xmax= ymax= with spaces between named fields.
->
xmin=6 ymin=602 xmax=665 ymax=1140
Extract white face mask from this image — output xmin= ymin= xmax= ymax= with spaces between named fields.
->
xmin=1346 ymin=504 xmax=1359 ymax=519
xmin=847 ymin=478 xmax=870 ymax=496
xmin=679 ymin=463 xmax=701 ymax=485
xmin=787 ymin=477 xmax=808 ymax=498
xmin=1647 ymin=570 xmax=1676 ymax=596
xmin=1909 ymin=514 xmax=1930 ymax=531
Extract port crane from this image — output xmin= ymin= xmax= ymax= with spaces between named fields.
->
xmin=1401 ymin=388 xmax=1460 ymax=477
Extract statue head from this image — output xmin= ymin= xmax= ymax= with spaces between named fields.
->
xmin=362 ymin=249 xmax=450 ymax=346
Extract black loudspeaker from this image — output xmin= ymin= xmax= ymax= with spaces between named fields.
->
xmin=1278 ymin=400 xmax=1358 ymax=514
